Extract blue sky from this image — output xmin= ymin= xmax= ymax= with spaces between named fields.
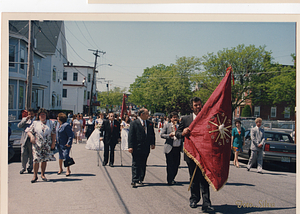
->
xmin=64 ymin=21 xmax=296 ymax=92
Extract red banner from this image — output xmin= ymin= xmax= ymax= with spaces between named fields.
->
xmin=184 ymin=68 xmax=232 ymax=191
xmin=120 ymin=94 xmax=128 ymax=118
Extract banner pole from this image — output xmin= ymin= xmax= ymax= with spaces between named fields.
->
xmin=120 ymin=141 xmax=123 ymax=166
xmin=188 ymin=165 xmax=198 ymax=191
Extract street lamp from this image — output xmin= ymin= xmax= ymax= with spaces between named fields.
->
xmin=96 ymin=63 xmax=112 ymax=68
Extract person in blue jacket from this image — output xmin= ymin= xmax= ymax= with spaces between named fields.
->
xmin=56 ymin=113 xmax=74 ymax=176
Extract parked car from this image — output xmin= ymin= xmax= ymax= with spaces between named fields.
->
xmin=263 ymin=122 xmax=295 ymax=134
xmin=238 ymin=130 xmax=296 ymax=166
xmin=8 ymin=120 xmax=22 ymax=159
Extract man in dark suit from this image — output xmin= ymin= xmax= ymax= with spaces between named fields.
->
xmin=175 ymin=97 xmax=214 ymax=212
xmin=100 ymin=112 xmax=121 ymax=167
xmin=128 ymin=108 xmax=155 ymax=188
xmin=161 ymin=111 xmax=181 ymax=185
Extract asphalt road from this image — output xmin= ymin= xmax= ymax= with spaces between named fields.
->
xmin=8 ymin=129 xmax=296 ymax=214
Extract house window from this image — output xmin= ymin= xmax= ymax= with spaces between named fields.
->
xmin=52 ymin=95 xmax=56 ymax=108
xmin=84 ymin=90 xmax=86 ymax=100
xmin=19 ymin=85 xmax=24 ymax=109
xmin=254 ymin=106 xmax=260 ymax=117
xmin=37 ymin=62 xmax=40 ymax=77
xmin=33 ymin=60 xmax=35 ymax=76
xmin=88 ymin=73 xmax=91 ymax=82
xmin=53 ymin=67 xmax=56 ymax=82
xmin=63 ymin=72 xmax=67 ymax=81
xmin=271 ymin=107 xmax=276 ymax=118
xmin=87 ymin=91 xmax=90 ymax=100
xmin=9 ymin=45 xmax=15 ymax=67
xmin=62 ymin=89 xmax=67 ymax=98
xmin=9 ymin=85 xmax=14 ymax=109
xmin=73 ymin=72 xmax=78 ymax=81
xmin=20 ymin=48 xmax=25 ymax=69
xmin=284 ymin=107 xmax=290 ymax=119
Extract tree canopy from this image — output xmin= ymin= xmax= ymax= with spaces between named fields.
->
xmin=103 ymin=44 xmax=295 ymax=117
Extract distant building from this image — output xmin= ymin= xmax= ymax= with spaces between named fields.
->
xmin=62 ymin=64 xmax=97 ymax=115
xmin=9 ymin=21 xmax=67 ymax=119
xmin=233 ymin=91 xmax=295 ymax=121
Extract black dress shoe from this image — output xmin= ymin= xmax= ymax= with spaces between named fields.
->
xmin=190 ymin=201 xmax=197 ymax=208
xmin=41 ymin=176 xmax=48 ymax=181
xmin=102 ymin=162 xmax=107 ymax=166
xmin=138 ymin=181 xmax=144 ymax=185
xmin=27 ymin=169 xmax=32 ymax=173
xmin=31 ymin=177 xmax=38 ymax=183
xmin=109 ymin=163 xmax=114 ymax=167
xmin=131 ymin=182 xmax=137 ymax=188
xmin=20 ymin=169 xmax=26 ymax=174
xmin=168 ymin=180 xmax=177 ymax=185
xmin=202 ymin=206 xmax=215 ymax=213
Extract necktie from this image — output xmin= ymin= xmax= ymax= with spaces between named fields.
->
xmin=143 ymin=120 xmax=146 ymax=133
xmin=110 ymin=121 xmax=113 ymax=132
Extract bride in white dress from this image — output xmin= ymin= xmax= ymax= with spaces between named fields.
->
xmin=85 ymin=118 xmax=104 ymax=150
xmin=121 ymin=115 xmax=130 ymax=150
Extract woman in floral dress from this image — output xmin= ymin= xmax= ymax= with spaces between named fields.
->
xmin=121 ymin=115 xmax=130 ymax=150
xmin=27 ymin=108 xmax=56 ymax=183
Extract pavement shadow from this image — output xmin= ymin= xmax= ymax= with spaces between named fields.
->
xmin=225 ymin=182 xmax=255 ymax=187
xmin=147 ymin=164 xmax=167 ymax=168
xmin=111 ymin=165 xmax=131 ymax=168
xmin=49 ymin=178 xmax=83 ymax=183
xmin=212 ymin=204 xmax=295 ymax=214
xmin=66 ymin=173 xmax=96 ymax=177
xmin=140 ymin=182 xmax=187 ymax=187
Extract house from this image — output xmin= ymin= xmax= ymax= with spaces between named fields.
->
xmin=62 ymin=64 xmax=97 ymax=115
xmin=233 ymin=91 xmax=295 ymax=121
xmin=9 ymin=24 xmax=46 ymax=119
xmin=9 ymin=21 xmax=67 ymax=119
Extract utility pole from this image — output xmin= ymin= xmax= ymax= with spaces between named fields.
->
xmin=25 ymin=20 xmax=34 ymax=110
xmin=105 ymin=80 xmax=113 ymax=96
xmin=88 ymin=49 xmax=105 ymax=115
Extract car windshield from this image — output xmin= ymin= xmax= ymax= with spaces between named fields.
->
xmin=264 ymin=132 xmax=294 ymax=143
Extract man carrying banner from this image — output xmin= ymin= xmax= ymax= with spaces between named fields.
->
xmin=176 ymin=97 xmax=214 ymax=212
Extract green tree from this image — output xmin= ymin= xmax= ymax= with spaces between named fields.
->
xmin=97 ymin=87 xmax=126 ymax=112
xmin=241 ymin=105 xmax=252 ymax=117
xmin=129 ymin=56 xmax=201 ymax=115
xmin=193 ymin=44 xmax=273 ymax=113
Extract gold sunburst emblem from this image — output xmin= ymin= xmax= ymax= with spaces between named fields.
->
xmin=208 ymin=113 xmax=232 ymax=146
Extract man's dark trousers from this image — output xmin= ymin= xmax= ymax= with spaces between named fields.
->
xmin=132 ymin=151 xmax=149 ymax=183
xmin=186 ymin=154 xmax=211 ymax=206
xmin=165 ymin=147 xmax=181 ymax=183
xmin=103 ymin=143 xmax=116 ymax=165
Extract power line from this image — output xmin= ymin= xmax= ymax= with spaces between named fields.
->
xmin=75 ymin=22 xmax=95 ymax=49
xmin=82 ymin=21 xmax=99 ymax=50
xmin=52 ymin=21 xmax=93 ymax=64
xmin=65 ymin=24 xmax=91 ymax=49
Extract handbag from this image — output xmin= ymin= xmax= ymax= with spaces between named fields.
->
xmin=64 ymin=148 xmax=75 ymax=167
xmin=64 ymin=157 xmax=75 ymax=167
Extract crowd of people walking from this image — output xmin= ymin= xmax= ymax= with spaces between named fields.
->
xmin=16 ymin=97 xmax=265 ymax=213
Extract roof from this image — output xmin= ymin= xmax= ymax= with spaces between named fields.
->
xmin=9 ymin=21 xmax=67 ymax=58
